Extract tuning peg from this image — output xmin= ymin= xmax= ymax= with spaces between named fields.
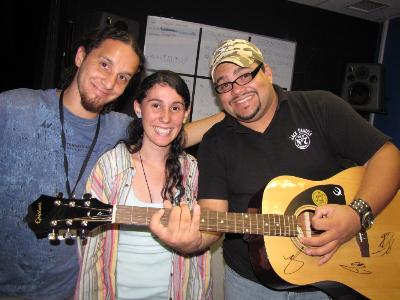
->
xmin=83 ymin=193 xmax=92 ymax=199
xmin=63 ymin=229 xmax=72 ymax=239
xmin=48 ymin=230 xmax=58 ymax=240
xmin=80 ymin=229 xmax=87 ymax=240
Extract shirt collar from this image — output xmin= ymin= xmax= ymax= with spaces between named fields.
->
xmin=113 ymin=143 xmax=136 ymax=176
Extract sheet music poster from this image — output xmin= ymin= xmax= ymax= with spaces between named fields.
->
xmin=144 ymin=16 xmax=296 ymax=121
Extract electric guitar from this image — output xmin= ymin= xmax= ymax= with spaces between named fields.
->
xmin=26 ymin=167 xmax=400 ymax=299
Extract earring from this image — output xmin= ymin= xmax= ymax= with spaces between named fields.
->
xmin=135 ymin=111 xmax=142 ymax=118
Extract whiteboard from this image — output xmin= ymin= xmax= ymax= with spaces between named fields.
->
xmin=144 ymin=16 xmax=296 ymax=121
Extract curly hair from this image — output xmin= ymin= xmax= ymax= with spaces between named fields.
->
xmin=122 ymin=70 xmax=191 ymax=204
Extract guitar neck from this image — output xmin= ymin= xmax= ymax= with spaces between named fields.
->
xmin=115 ymin=205 xmax=298 ymax=237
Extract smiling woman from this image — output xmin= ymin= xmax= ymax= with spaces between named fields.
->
xmin=134 ymin=82 xmax=189 ymax=150
xmin=75 ymin=70 xmax=212 ymax=300
xmin=127 ymin=70 xmax=191 ymax=204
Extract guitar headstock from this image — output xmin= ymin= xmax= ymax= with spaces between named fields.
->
xmin=25 ymin=193 xmax=113 ymax=240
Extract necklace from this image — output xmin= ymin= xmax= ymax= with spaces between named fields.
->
xmin=138 ymin=151 xmax=153 ymax=203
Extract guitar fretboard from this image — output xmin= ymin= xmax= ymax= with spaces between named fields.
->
xmin=115 ymin=205 xmax=299 ymax=237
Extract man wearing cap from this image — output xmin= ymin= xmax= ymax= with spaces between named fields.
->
xmin=150 ymin=39 xmax=400 ymax=299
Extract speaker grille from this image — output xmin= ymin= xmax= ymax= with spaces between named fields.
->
xmin=341 ymin=63 xmax=385 ymax=113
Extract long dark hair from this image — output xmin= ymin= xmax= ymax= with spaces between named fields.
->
xmin=123 ymin=70 xmax=191 ymax=204
xmin=61 ymin=25 xmax=145 ymax=91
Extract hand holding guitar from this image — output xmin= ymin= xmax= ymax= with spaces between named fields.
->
xmin=300 ymin=204 xmax=361 ymax=265
xmin=149 ymin=200 xmax=203 ymax=254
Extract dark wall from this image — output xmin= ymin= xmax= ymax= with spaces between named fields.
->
xmin=1 ymin=0 xmax=381 ymax=99
xmin=0 ymin=1 xmax=51 ymax=91
xmin=374 ymin=17 xmax=400 ymax=147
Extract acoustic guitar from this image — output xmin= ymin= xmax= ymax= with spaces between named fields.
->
xmin=26 ymin=167 xmax=399 ymax=299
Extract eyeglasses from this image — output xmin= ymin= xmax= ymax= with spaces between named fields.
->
xmin=214 ymin=63 xmax=263 ymax=94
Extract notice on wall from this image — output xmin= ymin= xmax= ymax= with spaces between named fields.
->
xmin=144 ymin=16 xmax=296 ymax=120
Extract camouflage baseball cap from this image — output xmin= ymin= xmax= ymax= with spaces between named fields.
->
xmin=210 ymin=39 xmax=264 ymax=81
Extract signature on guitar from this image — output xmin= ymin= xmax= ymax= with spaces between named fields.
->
xmin=283 ymin=250 xmax=305 ymax=274
xmin=372 ymin=232 xmax=394 ymax=256
xmin=340 ymin=262 xmax=372 ymax=274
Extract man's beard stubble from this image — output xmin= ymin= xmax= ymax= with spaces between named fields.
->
xmin=236 ymin=105 xmax=260 ymax=122
xmin=80 ymin=96 xmax=105 ymax=114
xmin=77 ymin=79 xmax=114 ymax=114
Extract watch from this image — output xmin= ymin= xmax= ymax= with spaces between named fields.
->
xmin=349 ymin=198 xmax=375 ymax=230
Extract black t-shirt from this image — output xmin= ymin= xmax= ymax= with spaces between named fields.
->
xmin=197 ymin=85 xmax=389 ymax=283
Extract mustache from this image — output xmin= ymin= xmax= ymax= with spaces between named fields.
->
xmin=229 ymin=91 xmax=256 ymax=104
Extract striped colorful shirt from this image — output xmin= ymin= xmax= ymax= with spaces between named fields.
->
xmin=75 ymin=143 xmax=212 ymax=300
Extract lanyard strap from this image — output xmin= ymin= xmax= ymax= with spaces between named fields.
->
xmin=59 ymin=90 xmax=101 ymax=198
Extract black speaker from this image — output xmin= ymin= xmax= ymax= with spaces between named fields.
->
xmin=341 ymin=63 xmax=385 ymax=113
xmin=64 ymin=12 xmax=140 ymax=71
xmin=80 ymin=11 xmax=140 ymax=41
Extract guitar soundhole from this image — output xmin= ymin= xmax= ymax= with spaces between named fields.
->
xmin=292 ymin=208 xmax=318 ymax=253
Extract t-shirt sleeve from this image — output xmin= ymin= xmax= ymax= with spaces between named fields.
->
xmin=197 ymin=131 xmax=229 ymax=201
xmin=316 ymin=91 xmax=390 ymax=165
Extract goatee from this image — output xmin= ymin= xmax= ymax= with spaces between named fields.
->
xmin=236 ymin=105 xmax=260 ymax=122
xmin=81 ymin=97 xmax=104 ymax=114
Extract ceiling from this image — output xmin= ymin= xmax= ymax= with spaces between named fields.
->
xmin=288 ymin=0 xmax=400 ymax=22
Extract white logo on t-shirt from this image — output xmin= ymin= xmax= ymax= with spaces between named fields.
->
xmin=290 ymin=128 xmax=312 ymax=150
